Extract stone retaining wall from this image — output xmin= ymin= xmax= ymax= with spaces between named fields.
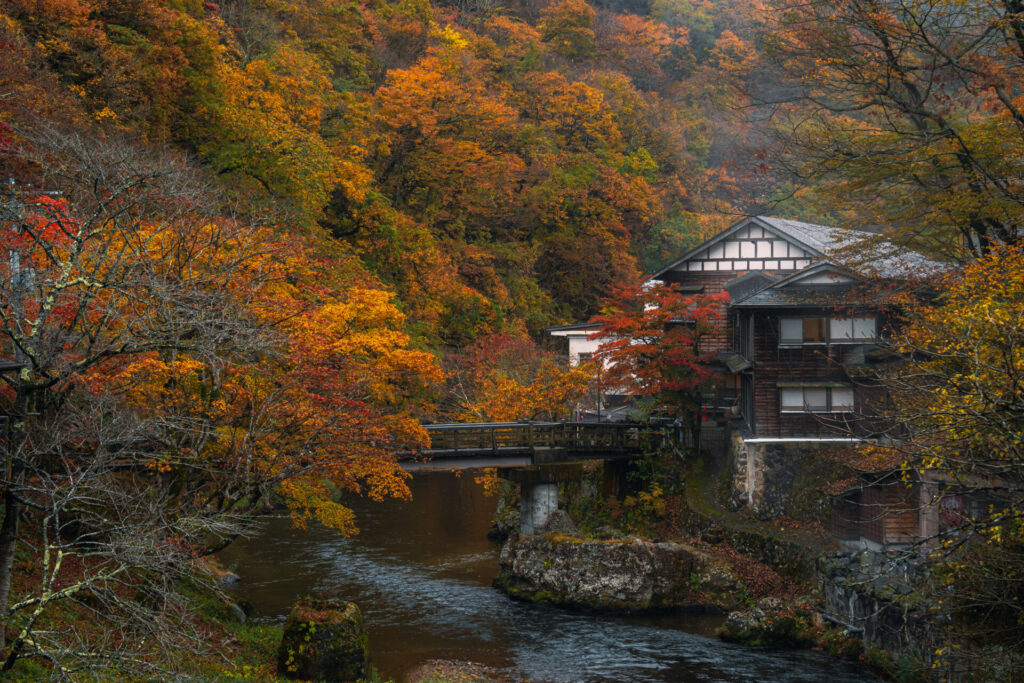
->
xmin=819 ymin=552 xmax=933 ymax=661
xmin=726 ymin=434 xmax=844 ymax=523
xmin=683 ymin=507 xmax=819 ymax=582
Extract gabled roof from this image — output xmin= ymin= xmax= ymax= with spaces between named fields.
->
xmin=778 ymin=263 xmax=858 ymax=286
xmin=757 ymin=217 xmax=849 ymax=253
xmin=731 ymin=262 xmax=861 ymax=308
xmin=651 ymin=215 xmax=944 ymax=281
xmin=651 ymin=215 xmax=838 ymax=280
xmin=724 ymin=271 xmax=778 ymax=302
xmin=761 ymin=218 xmax=945 ymax=279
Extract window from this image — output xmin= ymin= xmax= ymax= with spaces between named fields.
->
xmin=852 ymin=318 xmax=876 ymax=340
xmin=803 ymin=318 xmax=827 ymax=342
xmin=780 ymin=318 xmax=803 ymax=344
xmin=829 ymin=318 xmax=854 ymax=340
xmin=830 ymin=317 xmax=877 ymax=342
xmin=780 ymin=317 xmax=826 ymax=344
xmin=780 ymin=316 xmax=877 ymax=345
xmin=780 ymin=388 xmax=804 ymax=411
xmin=779 ymin=386 xmax=856 ymax=413
xmin=804 ymin=387 xmax=828 ymax=411
xmin=573 ymin=352 xmax=593 ymax=367
xmin=832 ymin=387 xmax=855 ymax=410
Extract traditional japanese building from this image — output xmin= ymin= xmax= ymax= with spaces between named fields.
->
xmin=549 ymin=215 xmax=946 ymax=548
xmin=648 ymin=215 xmax=939 ymax=442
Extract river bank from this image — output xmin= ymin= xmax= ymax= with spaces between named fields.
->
xmin=485 ymin=455 xmax=916 ymax=680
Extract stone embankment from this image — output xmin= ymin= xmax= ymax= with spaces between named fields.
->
xmin=495 ymin=532 xmax=745 ymax=612
xmin=818 ymin=551 xmax=933 ymax=659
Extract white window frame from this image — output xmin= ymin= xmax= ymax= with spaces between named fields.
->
xmin=830 ymin=317 xmax=877 ymax=343
xmin=779 ymin=316 xmax=877 ymax=346
xmin=779 ymin=386 xmax=856 ymax=413
xmin=780 ymin=318 xmax=804 ymax=345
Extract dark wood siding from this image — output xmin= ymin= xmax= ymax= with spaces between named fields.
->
xmin=748 ymin=308 xmax=896 ymax=438
xmin=830 ymin=476 xmax=922 ymax=546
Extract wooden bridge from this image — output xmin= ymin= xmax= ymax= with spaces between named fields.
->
xmin=398 ymin=420 xmax=692 ymax=471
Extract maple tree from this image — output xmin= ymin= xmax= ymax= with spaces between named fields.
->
xmin=591 ymin=281 xmax=730 ymax=415
xmin=0 ymin=129 xmax=439 ymax=673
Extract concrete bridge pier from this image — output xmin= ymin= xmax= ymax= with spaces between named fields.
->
xmin=520 ymin=482 xmax=558 ymax=536
xmin=505 ymin=463 xmax=583 ymax=536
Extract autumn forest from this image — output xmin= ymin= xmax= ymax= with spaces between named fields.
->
xmin=1 ymin=0 xmax=1023 ymax=678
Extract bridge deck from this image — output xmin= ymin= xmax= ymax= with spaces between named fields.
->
xmin=399 ymin=421 xmax=691 ymax=471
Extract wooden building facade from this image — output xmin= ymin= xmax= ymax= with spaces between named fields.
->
xmin=624 ymin=216 xmax=939 ymax=548
xmin=648 ymin=216 xmax=934 ymax=441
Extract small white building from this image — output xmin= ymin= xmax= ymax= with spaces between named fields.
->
xmin=545 ymin=322 xmax=606 ymax=367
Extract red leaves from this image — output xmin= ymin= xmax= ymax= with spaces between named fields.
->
xmin=591 ymin=281 xmax=729 ymax=411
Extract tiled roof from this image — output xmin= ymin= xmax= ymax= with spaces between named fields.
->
xmin=650 ymin=215 xmax=945 ymax=282
xmin=760 ymin=217 xmax=945 ymax=278
xmin=757 ymin=217 xmax=849 ymax=253
xmin=731 ymin=281 xmax=859 ymax=308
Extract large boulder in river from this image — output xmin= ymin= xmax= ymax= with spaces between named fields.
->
xmin=495 ymin=534 xmax=746 ymax=612
xmin=277 ymin=598 xmax=369 ymax=681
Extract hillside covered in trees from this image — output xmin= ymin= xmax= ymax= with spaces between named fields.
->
xmin=3 ymin=0 xmax=1022 ymax=678
xmin=0 ymin=0 xmax=770 ymax=674
xmin=0 ymin=0 xmax=766 ymax=347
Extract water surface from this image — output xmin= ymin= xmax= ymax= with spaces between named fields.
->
xmin=219 ymin=471 xmax=873 ymax=682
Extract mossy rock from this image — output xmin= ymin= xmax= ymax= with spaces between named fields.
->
xmin=718 ymin=605 xmax=817 ymax=648
xmin=277 ymin=598 xmax=369 ymax=682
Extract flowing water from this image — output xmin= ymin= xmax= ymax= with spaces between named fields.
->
xmin=218 ymin=471 xmax=873 ymax=682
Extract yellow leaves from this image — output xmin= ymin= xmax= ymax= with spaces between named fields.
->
xmin=92 ymin=354 xmax=213 ymax=416
xmin=459 ymin=356 xmax=593 ymax=422
xmin=434 ymin=24 xmax=470 ymax=50
xmin=375 ymin=54 xmax=517 ymax=143
xmin=224 ymin=46 xmax=336 ymax=133
xmin=203 ymin=45 xmax=351 ymax=226
xmin=279 ymin=479 xmax=359 ymax=535
xmin=93 ymin=106 xmax=117 ymax=123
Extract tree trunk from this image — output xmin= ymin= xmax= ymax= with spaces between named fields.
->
xmin=0 ymin=469 xmax=22 ymax=655
xmin=0 ymin=385 xmax=29 ymax=656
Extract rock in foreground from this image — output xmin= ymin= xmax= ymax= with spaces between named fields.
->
xmin=496 ymin=533 xmax=745 ymax=612
xmin=406 ymin=659 xmax=524 ymax=682
xmin=277 ymin=598 xmax=369 ymax=681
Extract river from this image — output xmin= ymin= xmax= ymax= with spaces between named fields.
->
xmin=218 ymin=471 xmax=874 ymax=682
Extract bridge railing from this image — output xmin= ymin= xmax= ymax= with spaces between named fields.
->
xmin=418 ymin=420 xmax=691 ymax=455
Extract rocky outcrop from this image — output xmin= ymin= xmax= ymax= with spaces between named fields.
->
xmin=718 ymin=597 xmax=822 ymax=649
xmin=495 ymin=533 xmax=745 ymax=612
xmin=719 ymin=595 xmax=870 ymax=661
xmin=277 ymin=598 xmax=369 ymax=682
xmin=487 ymin=488 xmax=520 ymax=542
